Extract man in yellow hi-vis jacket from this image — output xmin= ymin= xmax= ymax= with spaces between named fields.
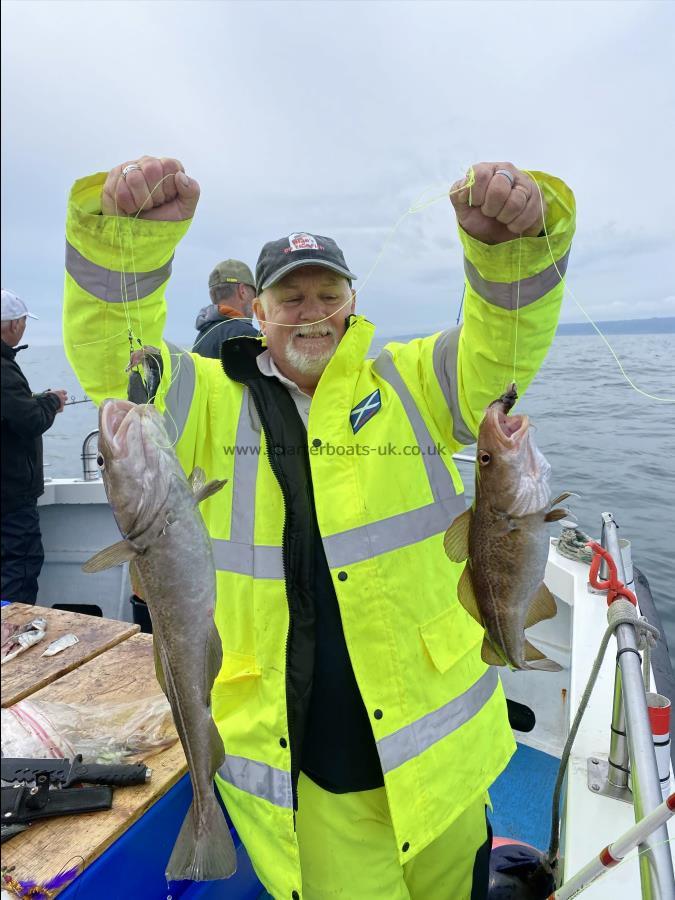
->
xmin=63 ymin=156 xmax=575 ymax=899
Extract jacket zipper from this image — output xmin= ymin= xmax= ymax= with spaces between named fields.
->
xmin=264 ymin=442 xmax=299 ymax=813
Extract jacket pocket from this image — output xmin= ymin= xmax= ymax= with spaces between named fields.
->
xmin=419 ymin=603 xmax=483 ymax=674
xmin=215 ymin=649 xmax=261 ymax=688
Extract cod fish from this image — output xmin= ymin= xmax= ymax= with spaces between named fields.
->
xmin=83 ymin=399 xmax=235 ymax=881
xmin=444 ymin=384 xmax=569 ymax=672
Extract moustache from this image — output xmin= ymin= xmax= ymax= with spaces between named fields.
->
xmin=292 ymin=324 xmax=337 ymax=339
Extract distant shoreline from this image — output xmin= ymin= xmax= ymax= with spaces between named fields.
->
xmin=383 ymin=317 xmax=675 ymax=343
xmin=555 ymin=317 xmax=675 ymax=336
xmin=25 ymin=317 xmax=675 ymax=348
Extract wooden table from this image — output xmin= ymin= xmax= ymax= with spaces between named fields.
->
xmin=2 ymin=633 xmax=187 ymax=895
xmin=1 ymin=603 xmax=139 ymax=707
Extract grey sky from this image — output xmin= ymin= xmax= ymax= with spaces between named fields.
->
xmin=2 ymin=0 xmax=674 ymax=346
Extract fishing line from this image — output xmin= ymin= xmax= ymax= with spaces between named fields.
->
xmin=143 ymin=171 xmax=476 ymax=450
xmin=512 ymin=235 xmax=523 ymax=391
xmin=71 ymin=327 xmax=134 ymax=349
xmin=92 ymin=164 xmax=674 ymax=414
xmin=523 ymin=170 xmax=675 ymax=405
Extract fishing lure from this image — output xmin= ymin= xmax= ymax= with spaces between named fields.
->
xmin=1 ymin=864 xmax=80 ymax=899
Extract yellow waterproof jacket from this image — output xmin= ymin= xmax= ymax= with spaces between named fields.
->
xmin=63 ymin=171 xmax=575 ymax=899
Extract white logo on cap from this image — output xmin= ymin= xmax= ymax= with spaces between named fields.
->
xmin=288 ymin=233 xmax=320 ymax=252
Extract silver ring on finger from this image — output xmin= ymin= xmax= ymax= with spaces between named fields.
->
xmin=495 ymin=169 xmax=515 ymax=187
xmin=121 ymin=164 xmax=142 ymax=179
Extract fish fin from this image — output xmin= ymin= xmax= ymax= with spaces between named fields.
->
xmin=457 ymin=566 xmax=483 ymax=625
xmin=153 ymin=639 xmax=168 ymax=695
xmin=205 ymin=623 xmax=224 ymax=701
xmin=82 ymin=541 xmax=139 ymax=573
xmin=188 ymin=467 xmax=228 ymax=504
xmin=209 ymin=715 xmax=226 ymax=772
xmin=204 ymin=624 xmax=226 ymax=769
xmin=194 ymin=479 xmax=228 ymax=505
xmin=188 ymin=466 xmax=207 ymax=493
xmin=524 ymin=640 xmax=562 ymax=672
xmin=481 ymin=638 xmax=506 ymax=667
xmin=443 ymin=508 xmax=471 ymax=562
xmin=545 ymin=507 xmax=570 ymax=522
xmin=524 ymin=584 xmax=558 ymax=628
xmin=524 ymin=640 xmax=547 ymax=661
xmin=165 ymin=793 xmax=236 ymax=882
xmin=550 ymin=491 xmax=580 ymax=506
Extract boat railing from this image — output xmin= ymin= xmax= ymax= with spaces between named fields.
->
xmin=452 ymin=452 xmax=475 ymax=465
xmin=81 ymin=430 xmax=100 ymax=481
xmin=587 ymin=513 xmax=674 ymax=899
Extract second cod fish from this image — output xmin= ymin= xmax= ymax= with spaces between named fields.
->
xmin=83 ymin=399 xmax=234 ymax=881
xmin=444 ymin=384 xmax=569 ymax=672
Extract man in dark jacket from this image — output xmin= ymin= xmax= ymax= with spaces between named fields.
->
xmin=192 ymin=259 xmax=259 ymax=358
xmin=1 ymin=289 xmax=67 ymax=604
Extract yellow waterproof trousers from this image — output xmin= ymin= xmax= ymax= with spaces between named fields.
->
xmin=295 ymin=773 xmax=490 ymax=899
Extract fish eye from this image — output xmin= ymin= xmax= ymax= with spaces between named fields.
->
xmin=96 ymin=454 xmax=105 ymax=468
xmin=479 ymin=452 xmax=492 ymax=465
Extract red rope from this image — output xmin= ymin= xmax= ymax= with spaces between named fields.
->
xmin=587 ymin=541 xmax=637 ymax=606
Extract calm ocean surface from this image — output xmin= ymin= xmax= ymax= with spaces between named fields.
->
xmin=20 ymin=333 xmax=675 ymax=664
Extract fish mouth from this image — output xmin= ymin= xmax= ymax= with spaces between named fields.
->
xmin=486 ymin=405 xmax=530 ymax=447
xmin=100 ymin=399 xmax=139 ymax=454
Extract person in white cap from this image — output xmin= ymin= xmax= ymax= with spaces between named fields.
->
xmin=1 ymin=289 xmax=67 ymax=604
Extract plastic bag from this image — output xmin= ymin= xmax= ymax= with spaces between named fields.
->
xmin=1 ymin=694 xmax=177 ymax=763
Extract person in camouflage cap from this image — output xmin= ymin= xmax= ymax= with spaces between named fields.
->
xmin=192 ymin=259 xmax=258 ymax=358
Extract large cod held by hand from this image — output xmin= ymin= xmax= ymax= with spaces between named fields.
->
xmin=444 ymin=385 xmax=569 ymax=672
xmin=83 ymin=399 xmax=235 ymax=882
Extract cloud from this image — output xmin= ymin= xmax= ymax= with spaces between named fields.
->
xmin=2 ymin=0 xmax=675 ymax=343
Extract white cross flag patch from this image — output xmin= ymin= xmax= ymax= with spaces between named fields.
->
xmin=350 ymin=389 xmax=381 ymax=433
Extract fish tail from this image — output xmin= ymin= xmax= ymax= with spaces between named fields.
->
xmin=165 ymin=793 xmax=236 ymax=882
xmin=526 ymin=657 xmax=563 ymax=672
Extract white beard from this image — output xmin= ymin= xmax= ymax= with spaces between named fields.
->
xmin=283 ymin=324 xmax=338 ymax=375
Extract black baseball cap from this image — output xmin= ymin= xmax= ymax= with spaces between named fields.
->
xmin=255 ymin=232 xmax=357 ymax=295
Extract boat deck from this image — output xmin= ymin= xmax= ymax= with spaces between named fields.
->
xmin=54 ymin=742 xmax=558 ymax=899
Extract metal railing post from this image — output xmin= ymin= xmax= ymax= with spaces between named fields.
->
xmin=604 ymin=514 xmax=631 ymax=792
xmin=602 ymin=513 xmax=675 ymax=899
xmin=81 ymin=430 xmax=100 ymax=481
xmin=608 ymin=665 xmax=630 ymax=788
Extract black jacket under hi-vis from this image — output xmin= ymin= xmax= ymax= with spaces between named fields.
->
xmin=221 ymin=337 xmax=383 ymax=801
xmin=193 ymin=306 xmax=259 ymax=360
xmin=1 ymin=341 xmax=61 ymax=515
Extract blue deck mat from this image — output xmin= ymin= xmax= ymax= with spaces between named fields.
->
xmin=54 ymin=744 xmax=558 ymax=898
xmin=489 ymin=742 xmax=560 ymax=851
xmin=58 ymin=774 xmax=262 ymax=900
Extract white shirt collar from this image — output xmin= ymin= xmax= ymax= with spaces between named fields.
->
xmin=256 ymin=349 xmax=313 ymax=400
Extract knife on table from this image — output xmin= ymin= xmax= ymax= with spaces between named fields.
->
xmin=1 ymin=754 xmax=152 ymax=788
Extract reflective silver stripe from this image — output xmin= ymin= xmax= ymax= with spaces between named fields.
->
xmin=377 ymin=667 xmax=499 ymax=774
xmin=210 ymin=391 xmax=284 ymax=578
xmin=230 ymin=389 xmax=260 ymax=545
xmin=65 ymin=239 xmax=173 ymax=303
xmin=212 ymin=540 xmax=284 ymax=579
xmin=214 ymin=357 xmax=465 ymax=576
xmin=432 ymin=328 xmax=476 ymax=446
xmin=163 ymin=342 xmax=195 ymax=445
xmin=373 ymin=351 xmax=457 ymax=502
xmin=217 ymin=754 xmax=292 ymax=808
xmin=464 ymin=248 xmax=571 ymax=309
xmin=322 ymin=496 xmax=463 ymax=569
